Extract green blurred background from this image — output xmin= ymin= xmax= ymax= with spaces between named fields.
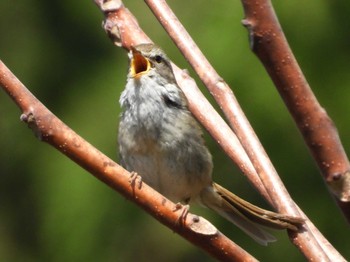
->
xmin=1 ymin=1 xmax=349 ymax=261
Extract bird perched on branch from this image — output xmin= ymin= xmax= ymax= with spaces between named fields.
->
xmin=118 ymin=43 xmax=303 ymax=245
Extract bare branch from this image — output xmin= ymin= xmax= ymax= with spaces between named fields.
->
xmin=93 ymin=0 xmax=273 ymax=203
xmin=2 ymin=0 xmax=346 ymax=260
xmin=240 ymin=0 xmax=350 ymax=213
xmin=143 ymin=0 xmax=293 ymax=215
xmin=0 ymin=60 xmax=258 ymax=262
xmin=141 ymin=0 xmax=346 ymax=261
xmin=91 ymin=0 xmax=347 ymax=260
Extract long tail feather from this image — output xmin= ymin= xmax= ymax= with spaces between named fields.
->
xmin=199 ymin=183 xmax=304 ymax=245
xmin=213 ymin=183 xmax=304 ymax=231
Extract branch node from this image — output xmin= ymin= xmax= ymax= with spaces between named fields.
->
xmin=94 ymin=0 xmax=123 ymax=12
xmin=20 ymin=112 xmax=44 ymax=140
xmin=241 ymin=19 xmax=255 ymax=50
xmin=328 ymin=171 xmax=350 ymax=202
xmin=95 ymin=0 xmax=124 ymax=47
xmin=241 ymin=18 xmax=252 ymax=28
xmin=103 ymin=17 xmax=122 ymax=47
xmin=187 ymin=215 xmax=218 ymax=236
xmin=215 ymin=79 xmax=228 ymax=92
xmin=20 ymin=112 xmax=34 ymax=123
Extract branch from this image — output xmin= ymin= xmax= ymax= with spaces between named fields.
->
xmin=144 ymin=0 xmax=285 ymax=212
xmin=93 ymin=0 xmax=346 ymax=260
xmin=0 ymin=60 xmax=258 ymax=262
xmin=142 ymin=0 xmax=345 ymax=261
xmin=2 ymin=0 xmax=345 ymax=260
xmin=95 ymin=0 xmax=272 ymax=202
xmin=240 ymin=0 xmax=350 ymax=215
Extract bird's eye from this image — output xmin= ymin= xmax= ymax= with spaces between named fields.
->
xmin=154 ymin=55 xmax=163 ymax=63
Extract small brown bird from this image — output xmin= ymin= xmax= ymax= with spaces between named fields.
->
xmin=118 ymin=43 xmax=303 ymax=245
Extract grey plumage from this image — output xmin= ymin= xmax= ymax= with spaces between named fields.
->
xmin=118 ymin=43 xmax=303 ymax=245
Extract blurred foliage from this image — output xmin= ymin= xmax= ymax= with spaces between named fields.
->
xmin=1 ymin=1 xmax=349 ymax=261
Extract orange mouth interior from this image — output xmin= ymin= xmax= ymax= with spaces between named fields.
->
xmin=131 ymin=52 xmax=150 ymax=77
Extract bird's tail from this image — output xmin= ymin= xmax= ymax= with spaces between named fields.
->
xmin=199 ymin=183 xmax=304 ymax=246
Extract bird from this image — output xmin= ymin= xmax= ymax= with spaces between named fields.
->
xmin=117 ymin=43 xmax=303 ymax=245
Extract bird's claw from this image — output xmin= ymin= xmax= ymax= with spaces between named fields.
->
xmin=173 ymin=203 xmax=189 ymax=226
xmin=129 ymin=171 xmax=142 ymax=190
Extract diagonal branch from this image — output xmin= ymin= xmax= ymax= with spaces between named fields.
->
xmin=144 ymin=0 xmax=287 ymax=214
xmin=92 ymin=0 xmax=349 ymax=260
xmin=95 ymin=0 xmax=272 ymax=203
xmin=0 ymin=60 xmax=258 ymax=262
xmin=2 ymin=0 xmax=344 ymax=260
xmin=240 ymin=0 xmax=350 ymax=218
xmin=142 ymin=0 xmax=345 ymax=261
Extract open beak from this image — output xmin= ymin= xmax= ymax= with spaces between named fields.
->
xmin=130 ymin=47 xmax=151 ymax=78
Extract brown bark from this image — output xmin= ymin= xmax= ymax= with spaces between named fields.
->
xmin=143 ymin=0 xmax=344 ymax=260
xmin=0 ymin=60 xmax=257 ymax=262
xmin=1 ymin=0 xmax=347 ymax=260
xmin=240 ymin=0 xmax=350 ymax=209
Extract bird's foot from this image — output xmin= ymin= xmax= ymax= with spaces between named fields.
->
xmin=128 ymin=171 xmax=142 ymax=190
xmin=173 ymin=203 xmax=189 ymax=226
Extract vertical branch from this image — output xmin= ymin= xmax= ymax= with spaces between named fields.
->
xmin=240 ymin=0 xmax=350 ymax=217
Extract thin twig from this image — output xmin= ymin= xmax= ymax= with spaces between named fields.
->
xmin=0 ymin=60 xmax=258 ymax=262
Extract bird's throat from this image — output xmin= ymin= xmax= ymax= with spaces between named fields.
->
xmin=131 ymin=52 xmax=150 ymax=78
